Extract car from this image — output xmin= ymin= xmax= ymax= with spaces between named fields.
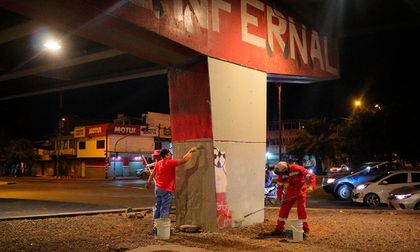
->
xmin=352 ymin=170 xmax=420 ymax=208
xmin=322 ymin=161 xmax=382 ymax=195
xmin=388 ymin=184 xmax=420 ymax=210
xmin=328 ymin=164 xmax=350 ymax=174
xmin=136 ymin=166 xmax=154 ymax=179
xmin=322 ymin=161 xmax=399 ymax=200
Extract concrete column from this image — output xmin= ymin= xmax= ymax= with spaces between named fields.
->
xmin=169 ymin=57 xmax=266 ymax=231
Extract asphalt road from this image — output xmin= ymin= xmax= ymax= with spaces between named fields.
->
xmin=0 ymin=178 xmax=155 ymax=218
xmin=0 ymin=176 xmax=386 ymax=219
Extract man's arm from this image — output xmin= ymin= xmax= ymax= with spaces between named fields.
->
xmin=175 ymin=147 xmax=197 ymax=166
xmin=300 ymin=165 xmax=316 ymax=191
xmin=307 ymin=172 xmax=316 ymax=190
xmin=145 ymin=167 xmax=157 ymax=189
xmin=276 ymin=175 xmax=285 ymax=200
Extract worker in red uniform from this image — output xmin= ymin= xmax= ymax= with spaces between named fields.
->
xmin=262 ymin=161 xmax=316 ymax=239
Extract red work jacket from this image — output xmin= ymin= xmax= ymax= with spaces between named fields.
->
xmin=277 ymin=164 xmax=316 ymax=199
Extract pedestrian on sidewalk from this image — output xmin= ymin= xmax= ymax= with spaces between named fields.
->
xmin=145 ymin=147 xmax=197 ymax=230
xmin=261 ymin=161 xmax=316 ymax=240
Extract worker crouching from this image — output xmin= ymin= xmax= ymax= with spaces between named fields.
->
xmin=261 ymin=161 xmax=316 ymax=240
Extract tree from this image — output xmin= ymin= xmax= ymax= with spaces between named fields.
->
xmin=3 ymin=139 xmax=38 ymax=176
xmin=287 ymin=118 xmax=342 ymax=173
xmin=338 ymin=109 xmax=384 ymax=165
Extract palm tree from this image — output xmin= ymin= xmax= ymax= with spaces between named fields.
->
xmin=287 ymin=118 xmax=342 ymax=173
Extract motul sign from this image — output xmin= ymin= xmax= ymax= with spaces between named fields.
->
xmin=76 ymin=124 xmax=143 ymax=137
xmin=114 ymin=0 xmax=339 ymax=79
xmin=112 ymin=125 xmax=141 ymax=135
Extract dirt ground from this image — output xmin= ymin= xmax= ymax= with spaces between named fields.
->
xmin=0 ymin=208 xmax=419 ymax=252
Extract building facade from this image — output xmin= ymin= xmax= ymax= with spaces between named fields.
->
xmin=32 ymin=113 xmax=172 ymax=178
xmin=266 ymin=120 xmax=306 ymax=165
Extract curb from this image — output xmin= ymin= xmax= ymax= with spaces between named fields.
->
xmin=0 ymin=207 xmax=153 ymax=221
xmin=0 ymin=177 xmax=140 ymax=182
xmin=265 ymin=206 xmax=391 ymax=212
xmin=0 ymin=181 xmax=17 ymax=185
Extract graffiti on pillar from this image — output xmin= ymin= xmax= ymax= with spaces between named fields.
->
xmin=214 ymin=148 xmax=232 ymax=229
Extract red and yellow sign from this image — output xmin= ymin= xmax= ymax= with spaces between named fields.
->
xmin=74 ymin=124 xmax=146 ymax=138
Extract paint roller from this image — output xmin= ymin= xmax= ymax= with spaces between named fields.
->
xmin=233 ymin=208 xmax=265 ymax=227
xmin=189 ymin=145 xmax=204 ymax=152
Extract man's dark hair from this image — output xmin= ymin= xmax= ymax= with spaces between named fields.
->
xmin=160 ymin=148 xmax=171 ymax=158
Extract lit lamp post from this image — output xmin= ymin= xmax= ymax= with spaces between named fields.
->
xmin=44 ymin=37 xmax=62 ymax=178
xmin=354 ymin=99 xmax=362 ymax=108
xmin=43 ymin=39 xmax=61 ymax=52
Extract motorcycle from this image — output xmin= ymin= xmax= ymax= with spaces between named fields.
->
xmin=264 ymin=183 xmax=278 ymax=206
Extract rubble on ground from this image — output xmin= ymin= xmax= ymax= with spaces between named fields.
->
xmin=0 ymin=208 xmax=419 ymax=251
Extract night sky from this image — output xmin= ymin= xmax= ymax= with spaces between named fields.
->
xmin=1 ymin=4 xmax=419 ymax=142
xmin=0 ymin=75 xmax=170 ymax=141
xmin=268 ymin=24 xmax=419 ymax=122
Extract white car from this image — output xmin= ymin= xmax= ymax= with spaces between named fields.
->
xmin=388 ymin=185 xmax=420 ymax=210
xmin=352 ymin=170 xmax=420 ymax=208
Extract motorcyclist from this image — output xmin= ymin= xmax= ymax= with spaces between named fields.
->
xmin=264 ymin=165 xmax=277 ymax=204
xmin=262 ymin=161 xmax=316 ymax=239
xmin=265 ymin=164 xmax=274 ymax=188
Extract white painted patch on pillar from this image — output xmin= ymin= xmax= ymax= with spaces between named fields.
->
xmin=208 ymin=57 xmax=266 ymax=227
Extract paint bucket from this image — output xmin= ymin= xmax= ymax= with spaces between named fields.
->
xmin=155 ymin=218 xmax=171 ymax=240
xmin=285 ymin=219 xmax=303 ymax=242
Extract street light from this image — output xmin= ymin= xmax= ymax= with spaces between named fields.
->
xmin=43 ymin=39 xmax=61 ymax=52
xmin=354 ymin=99 xmax=362 ymax=108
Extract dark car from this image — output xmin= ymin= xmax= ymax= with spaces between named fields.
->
xmin=322 ymin=161 xmax=399 ymax=200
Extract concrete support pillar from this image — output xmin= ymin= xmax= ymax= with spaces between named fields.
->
xmin=169 ymin=57 xmax=266 ymax=232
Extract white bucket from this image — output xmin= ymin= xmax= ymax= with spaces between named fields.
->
xmin=285 ymin=219 xmax=303 ymax=242
xmin=155 ymin=218 xmax=171 ymax=240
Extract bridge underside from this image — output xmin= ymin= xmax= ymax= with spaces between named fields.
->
xmin=0 ymin=1 xmax=336 ymax=232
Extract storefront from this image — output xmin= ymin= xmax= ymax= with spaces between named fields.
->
xmin=74 ymin=123 xmax=157 ymax=178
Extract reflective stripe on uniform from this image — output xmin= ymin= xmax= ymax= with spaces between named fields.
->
xmin=277 ymin=182 xmax=284 ymax=186
xmin=289 ymin=171 xmax=299 ymax=176
xmin=299 ymin=219 xmax=307 ymax=222
xmin=306 ymin=173 xmax=311 ymax=178
xmin=278 ymin=217 xmax=287 ymax=221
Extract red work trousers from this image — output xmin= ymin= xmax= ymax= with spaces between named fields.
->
xmin=276 ymin=189 xmax=309 ymax=233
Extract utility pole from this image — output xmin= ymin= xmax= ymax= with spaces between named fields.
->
xmin=56 ymin=92 xmax=63 ymax=178
xmin=277 ymin=83 xmax=282 ymax=162
xmin=105 ymin=129 xmax=109 ymax=179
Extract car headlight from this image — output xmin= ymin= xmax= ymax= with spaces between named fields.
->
xmin=327 ymin=178 xmax=335 ymax=184
xmin=395 ymin=193 xmax=413 ymax=200
xmin=356 ymin=184 xmax=368 ymax=190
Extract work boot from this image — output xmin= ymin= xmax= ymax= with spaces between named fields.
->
xmin=303 ymin=232 xmax=309 ymax=240
xmin=259 ymin=229 xmax=286 ymax=238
